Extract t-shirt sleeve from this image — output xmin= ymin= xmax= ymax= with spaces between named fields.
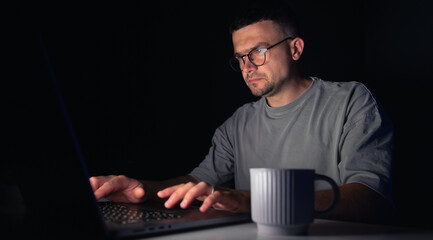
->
xmin=190 ymin=117 xmax=236 ymax=186
xmin=338 ymin=84 xmax=394 ymax=203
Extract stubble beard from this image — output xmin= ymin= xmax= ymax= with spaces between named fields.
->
xmin=249 ymin=81 xmax=274 ymax=97
xmin=246 ymin=72 xmax=275 ymax=97
xmin=247 ymin=73 xmax=289 ymax=98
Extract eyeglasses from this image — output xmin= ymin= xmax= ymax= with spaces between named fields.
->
xmin=229 ymin=37 xmax=294 ymax=72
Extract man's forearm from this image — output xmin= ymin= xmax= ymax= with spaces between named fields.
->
xmin=315 ymin=182 xmax=394 ymax=223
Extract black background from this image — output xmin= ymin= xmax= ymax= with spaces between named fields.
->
xmin=4 ymin=0 xmax=433 ymax=230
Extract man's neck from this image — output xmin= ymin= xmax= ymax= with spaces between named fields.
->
xmin=265 ymin=76 xmax=312 ymax=108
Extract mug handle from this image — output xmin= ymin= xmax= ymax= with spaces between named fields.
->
xmin=314 ymin=174 xmax=340 ymax=216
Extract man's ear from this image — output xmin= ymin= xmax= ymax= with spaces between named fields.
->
xmin=290 ymin=37 xmax=305 ymax=61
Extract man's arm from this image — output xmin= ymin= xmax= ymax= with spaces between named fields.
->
xmin=315 ymin=182 xmax=394 ymax=224
xmin=321 ymin=84 xmax=395 ymax=223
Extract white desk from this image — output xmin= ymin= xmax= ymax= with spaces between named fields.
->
xmin=148 ymin=219 xmax=433 ymax=240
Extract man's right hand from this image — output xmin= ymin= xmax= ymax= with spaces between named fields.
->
xmin=89 ymin=175 xmax=146 ymax=203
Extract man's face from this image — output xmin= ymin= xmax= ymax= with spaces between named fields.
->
xmin=232 ymin=20 xmax=293 ymax=97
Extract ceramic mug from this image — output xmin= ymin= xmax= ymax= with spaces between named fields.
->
xmin=250 ymin=168 xmax=340 ymax=235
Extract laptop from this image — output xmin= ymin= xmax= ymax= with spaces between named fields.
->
xmin=21 ymin=33 xmax=250 ymax=239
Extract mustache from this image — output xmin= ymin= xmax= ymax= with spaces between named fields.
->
xmin=246 ymin=73 xmax=266 ymax=81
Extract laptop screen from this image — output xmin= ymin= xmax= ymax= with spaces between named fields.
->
xmin=10 ymin=32 xmax=249 ymax=240
xmin=9 ymin=32 xmax=108 ymax=239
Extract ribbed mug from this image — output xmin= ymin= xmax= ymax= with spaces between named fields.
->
xmin=250 ymin=168 xmax=339 ymax=235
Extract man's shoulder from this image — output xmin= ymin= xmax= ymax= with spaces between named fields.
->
xmin=314 ymin=78 xmax=375 ymax=103
xmin=315 ymin=77 xmax=385 ymax=124
xmin=315 ymin=77 xmax=369 ymax=93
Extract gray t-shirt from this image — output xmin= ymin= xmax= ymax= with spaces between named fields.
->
xmin=190 ymin=77 xmax=394 ymax=202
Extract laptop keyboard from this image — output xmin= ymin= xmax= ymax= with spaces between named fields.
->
xmin=99 ymin=202 xmax=182 ymax=225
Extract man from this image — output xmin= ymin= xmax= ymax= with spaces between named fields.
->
xmin=90 ymin=1 xmax=394 ymax=223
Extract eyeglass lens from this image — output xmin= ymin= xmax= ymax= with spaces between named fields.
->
xmin=229 ymin=48 xmax=266 ymax=72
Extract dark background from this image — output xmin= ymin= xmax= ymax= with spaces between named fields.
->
xmin=4 ymin=0 xmax=433 ymax=232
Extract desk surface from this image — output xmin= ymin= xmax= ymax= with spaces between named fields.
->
xmin=148 ymin=219 xmax=433 ymax=240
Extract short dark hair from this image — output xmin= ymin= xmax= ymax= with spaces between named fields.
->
xmin=229 ymin=0 xmax=300 ymax=37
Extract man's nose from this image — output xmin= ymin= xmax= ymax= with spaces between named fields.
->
xmin=242 ymin=58 xmax=258 ymax=73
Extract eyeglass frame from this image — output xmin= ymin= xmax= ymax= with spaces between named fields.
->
xmin=229 ymin=37 xmax=295 ymax=72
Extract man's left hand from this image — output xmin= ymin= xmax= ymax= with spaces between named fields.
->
xmin=157 ymin=181 xmax=251 ymax=213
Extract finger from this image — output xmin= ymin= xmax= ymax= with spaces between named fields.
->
xmin=181 ymin=182 xmax=211 ymax=209
xmin=157 ymin=184 xmax=182 ymax=199
xmin=89 ymin=176 xmax=113 ymax=199
xmin=200 ymin=191 xmax=221 ymax=212
xmin=89 ymin=177 xmax=101 ymax=192
xmin=133 ymin=187 xmax=145 ymax=200
xmin=93 ymin=175 xmax=129 ymax=200
xmin=89 ymin=176 xmax=111 ymax=192
xmin=164 ymin=182 xmax=195 ymax=209
xmin=93 ymin=181 xmax=116 ymax=200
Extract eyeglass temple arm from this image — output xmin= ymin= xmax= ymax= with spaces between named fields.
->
xmin=266 ymin=37 xmax=295 ymax=50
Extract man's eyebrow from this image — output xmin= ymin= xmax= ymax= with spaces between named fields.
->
xmin=234 ymin=42 xmax=269 ymax=56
